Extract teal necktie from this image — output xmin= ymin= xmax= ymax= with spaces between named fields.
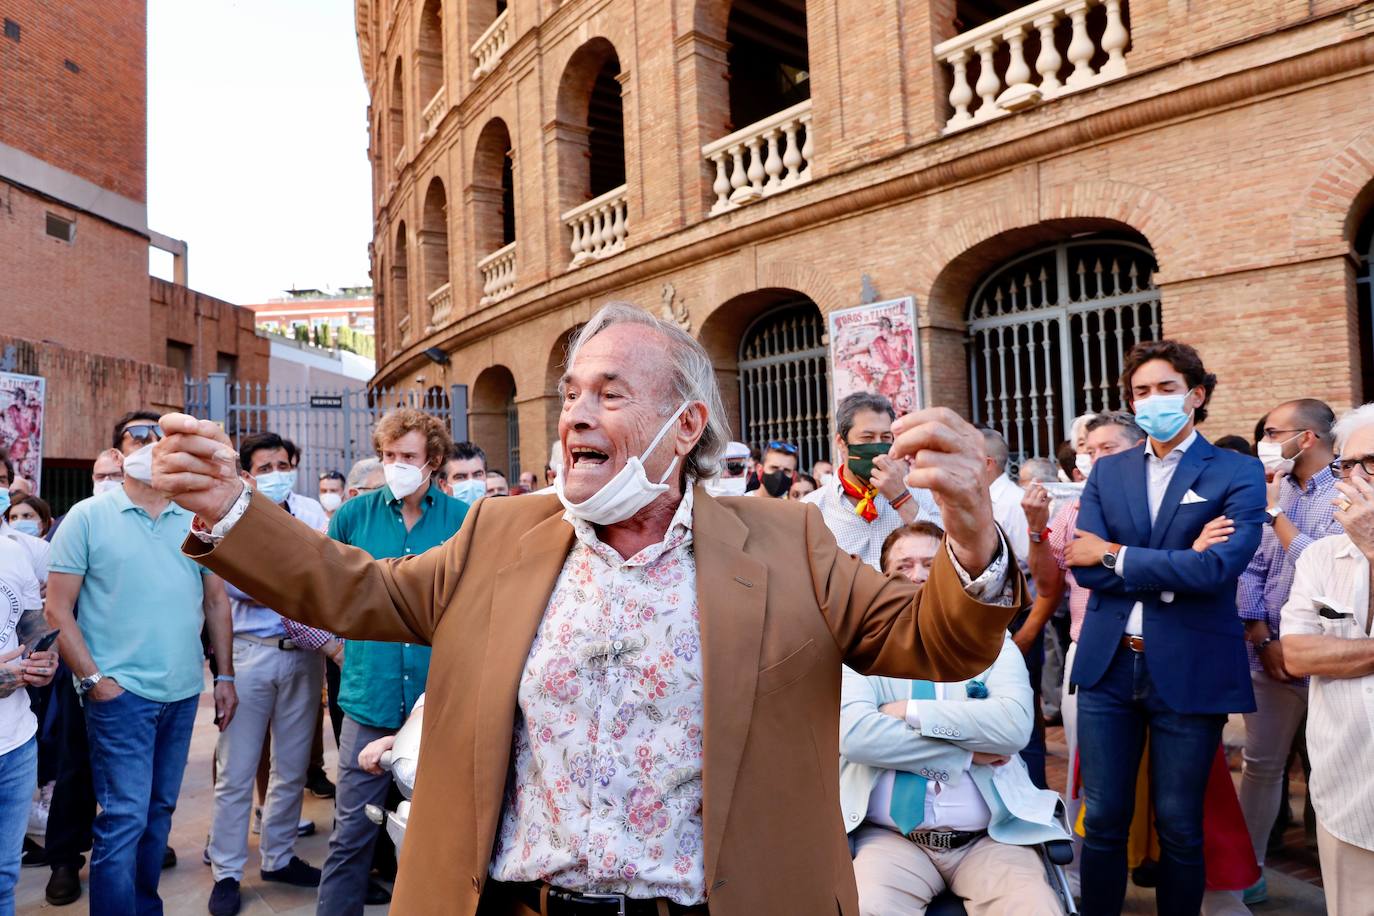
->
xmin=889 ymin=679 xmax=937 ymax=834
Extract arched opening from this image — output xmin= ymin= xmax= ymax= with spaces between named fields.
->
xmin=726 ymin=0 xmax=809 ymax=131
xmin=700 ymin=289 xmax=830 ymax=471
xmin=556 ymin=39 xmax=628 ymax=266
xmin=472 ymin=365 xmax=519 ymax=481
xmin=417 ymin=0 xmax=444 ymax=122
xmin=392 ymin=222 xmax=410 ymax=339
xmin=374 ymin=253 xmax=387 ymax=355
xmin=420 ymin=178 xmax=451 ymax=321
xmin=472 ymin=118 xmax=516 ymax=303
xmin=469 ymin=0 xmax=507 ymax=40
xmin=543 ymin=323 xmax=585 ymax=451
xmin=1356 ymin=203 xmax=1374 ymax=401
xmin=389 ymin=58 xmax=405 ymax=165
xmin=965 ymin=231 xmax=1159 ymax=463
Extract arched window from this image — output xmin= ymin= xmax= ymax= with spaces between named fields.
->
xmin=389 ymin=58 xmax=405 ymax=166
xmin=473 ymin=365 xmax=519 ymax=480
xmin=420 ymin=178 xmax=451 ymax=322
xmin=738 ymin=298 xmax=830 ymax=471
xmin=393 ymin=222 xmax=410 ymax=339
xmin=726 ymin=0 xmax=809 ymax=130
xmin=1357 ymin=207 xmax=1374 ymax=400
xmin=473 ymin=118 xmax=516 ymax=304
xmin=417 ymin=0 xmax=445 ymax=138
xmin=965 ymin=234 xmax=1160 ymax=461
xmin=557 ymin=39 xmax=628 ymax=266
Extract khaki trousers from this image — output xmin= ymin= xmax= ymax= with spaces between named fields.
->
xmin=851 ymin=823 xmax=1061 ymax=916
xmin=1316 ymin=820 xmax=1374 ymax=916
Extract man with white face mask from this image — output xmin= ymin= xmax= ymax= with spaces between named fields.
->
xmin=153 ymin=303 xmax=1017 ymax=916
xmin=702 ymin=440 xmax=751 ymax=497
xmin=1234 ymin=398 xmax=1340 ymax=904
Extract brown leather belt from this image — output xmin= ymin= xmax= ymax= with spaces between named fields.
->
xmin=1121 ymin=635 xmax=1145 ymax=653
xmin=507 ymin=881 xmax=705 ymax=915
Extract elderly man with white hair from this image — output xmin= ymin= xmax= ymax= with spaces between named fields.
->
xmin=148 ymin=302 xmax=1021 ymax=916
xmin=1280 ymin=401 xmax=1374 ymax=914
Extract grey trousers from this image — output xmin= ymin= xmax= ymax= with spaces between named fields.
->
xmin=208 ymin=638 xmax=323 ymax=882
xmin=316 ymin=715 xmax=396 ymax=916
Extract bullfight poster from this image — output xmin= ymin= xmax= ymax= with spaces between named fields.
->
xmin=0 ymin=372 xmax=44 ymax=492
xmin=828 ymin=297 xmax=923 ymax=416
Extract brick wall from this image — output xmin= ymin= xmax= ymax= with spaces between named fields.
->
xmin=149 ymin=277 xmax=270 ymax=386
xmin=0 ymin=0 xmax=146 ymax=201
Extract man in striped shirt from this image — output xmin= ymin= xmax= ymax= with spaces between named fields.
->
xmin=1281 ymin=402 xmax=1374 ymax=915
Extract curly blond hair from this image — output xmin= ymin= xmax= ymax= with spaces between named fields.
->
xmin=372 ymin=407 xmax=454 ymax=469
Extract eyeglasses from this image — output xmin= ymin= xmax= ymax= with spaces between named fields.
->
xmin=121 ymin=423 xmax=163 ymax=444
xmin=766 ymin=440 xmax=798 ymax=455
xmin=724 ymin=460 xmax=747 ymax=475
xmin=1329 ymin=455 xmax=1374 ymax=479
xmin=1263 ymin=427 xmax=1309 ymax=441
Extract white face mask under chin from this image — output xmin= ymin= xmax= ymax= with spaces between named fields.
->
xmin=556 ymin=402 xmax=689 ymax=526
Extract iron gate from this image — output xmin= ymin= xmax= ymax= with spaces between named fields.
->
xmin=738 ymin=300 xmax=831 ymax=472
xmin=184 ymin=374 xmax=466 ymax=497
xmin=966 ymin=237 xmax=1161 ymax=463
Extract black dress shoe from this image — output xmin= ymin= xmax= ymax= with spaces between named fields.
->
xmin=365 ymin=879 xmax=392 ymax=906
xmin=261 ymin=855 xmax=322 ymax=887
xmin=45 ymin=864 xmax=82 ymax=906
xmin=162 ymin=845 xmax=177 ymax=869
xmin=208 ymin=877 xmax=241 ymax=916
xmin=22 ymin=836 xmax=48 ymax=867
xmin=305 ymin=768 xmax=336 ymax=799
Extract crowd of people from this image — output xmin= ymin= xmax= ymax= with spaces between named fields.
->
xmin=0 ymin=304 xmax=1367 ymax=916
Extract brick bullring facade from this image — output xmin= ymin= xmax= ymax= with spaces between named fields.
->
xmin=359 ymin=0 xmax=1374 ymax=479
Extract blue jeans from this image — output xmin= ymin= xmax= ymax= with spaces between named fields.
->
xmin=1077 ymin=645 xmax=1226 ymax=916
xmin=85 ymin=690 xmax=199 ymax=916
xmin=0 ymin=737 xmax=37 ymax=913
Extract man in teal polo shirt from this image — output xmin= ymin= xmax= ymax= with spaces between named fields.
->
xmin=46 ymin=410 xmax=236 ymax=916
xmin=316 ymin=408 xmax=468 ymax=915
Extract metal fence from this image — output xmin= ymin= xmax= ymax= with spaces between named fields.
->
xmin=184 ymin=374 xmax=468 ymax=497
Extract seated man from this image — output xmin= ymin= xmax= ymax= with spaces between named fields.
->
xmin=839 ymin=523 xmax=1066 ymax=916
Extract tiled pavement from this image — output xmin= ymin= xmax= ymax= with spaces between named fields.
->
xmin=16 ymin=699 xmax=1327 ymax=914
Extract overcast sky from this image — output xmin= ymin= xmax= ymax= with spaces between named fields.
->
xmin=146 ymin=0 xmax=373 ymax=305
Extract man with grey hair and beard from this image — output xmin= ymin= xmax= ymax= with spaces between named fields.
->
xmin=150 ymin=301 xmax=1022 ymax=916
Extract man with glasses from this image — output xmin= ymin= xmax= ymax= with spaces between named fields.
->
xmin=345 ymin=458 xmax=385 ymax=499
xmin=750 ymin=439 xmax=799 ymax=498
xmin=1279 ymin=403 xmax=1374 ymax=912
xmin=45 ymin=411 xmax=237 ymax=913
xmin=1235 ymin=399 xmax=1341 ymax=904
xmin=704 ymin=440 xmax=751 ymax=497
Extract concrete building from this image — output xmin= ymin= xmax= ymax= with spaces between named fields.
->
xmin=244 ymin=288 xmax=377 ymax=337
xmin=357 ymin=0 xmax=1374 ymax=477
xmin=0 ymin=0 xmax=266 ymax=510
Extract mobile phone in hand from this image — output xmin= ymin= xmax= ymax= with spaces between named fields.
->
xmin=24 ymin=630 xmax=59 ymax=658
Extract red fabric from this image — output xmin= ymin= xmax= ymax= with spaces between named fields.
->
xmin=837 ymin=469 xmax=879 ymax=522
xmin=1202 ymin=745 xmax=1262 ymax=892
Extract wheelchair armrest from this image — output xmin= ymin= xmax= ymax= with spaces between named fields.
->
xmin=1044 ymin=838 xmax=1074 ymax=867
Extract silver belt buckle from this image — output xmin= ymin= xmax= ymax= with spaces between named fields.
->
xmin=578 ymin=892 xmax=628 ymax=916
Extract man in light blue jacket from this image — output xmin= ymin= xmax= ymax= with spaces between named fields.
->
xmin=840 ymin=634 xmax=1066 ymax=915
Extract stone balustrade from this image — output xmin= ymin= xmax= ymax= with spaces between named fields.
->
xmin=935 ymin=0 xmax=1129 ymax=133
xmin=702 ymin=99 xmax=813 ymax=216
xmin=562 ymin=184 xmax=628 ymax=268
xmin=477 ymin=241 xmax=517 ymax=305
xmin=471 ymin=9 xmax=511 ymax=81
xmin=427 ymin=281 xmax=452 ymax=323
xmin=420 ymin=86 xmax=447 ymax=142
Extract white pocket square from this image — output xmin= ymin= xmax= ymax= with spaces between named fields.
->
xmin=1180 ymin=489 xmax=1208 ymax=504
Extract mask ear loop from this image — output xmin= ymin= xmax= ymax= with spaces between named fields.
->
xmin=642 ymin=402 xmax=691 ymax=485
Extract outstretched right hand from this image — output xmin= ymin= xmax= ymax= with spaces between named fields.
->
xmin=152 ymin=413 xmax=245 ymax=524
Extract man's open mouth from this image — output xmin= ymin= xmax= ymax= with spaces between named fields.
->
xmin=569 ymin=447 xmax=609 ymax=467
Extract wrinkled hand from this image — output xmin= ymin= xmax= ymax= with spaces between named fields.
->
xmin=1335 ymin=477 xmax=1374 ymax=561
xmin=971 ymin=752 xmax=1009 ymax=767
xmin=20 ymin=649 xmax=56 ymax=687
xmin=891 ymin=408 xmax=998 ymax=575
xmin=214 ymin=682 xmax=238 ymax=732
xmin=152 ymin=413 xmax=245 ymax=524
xmin=1192 ymin=515 xmax=1234 ymax=552
xmin=870 ymin=454 xmax=909 ymax=503
xmin=1066 ymin=529 xmax=1116 ymax=568
xmin=359 ymin=735 xmax=397 ymax=775
xmin=1021 ymin=482 xmax=1052 ymax=532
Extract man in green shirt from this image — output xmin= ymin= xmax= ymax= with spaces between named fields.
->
xmin=317 ymin=408 xmax=468 ymax=915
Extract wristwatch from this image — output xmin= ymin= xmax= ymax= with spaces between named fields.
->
xmin=1101 ymin=549 xmax=1119 ymax=571
xmin=77 ymin=672 xmax=104 ymax=695
xmin=1256 ymin=636 xmax=1276 ymax=653
xmin=1265 ymin=506 xmax=1283 ymax=526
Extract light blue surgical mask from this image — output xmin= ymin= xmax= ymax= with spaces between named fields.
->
xmin=451 ymin=478 xmax=486 ymax=505
xmin=1132 ymin=393 xmax=1192 ymax=442
xmin=255 ymin=469 xmax=297 ymax=505
xmin=0 ymin=491 xmax=9 ymax=515
xmin=11 ymin=519 xmax=40 ymax=538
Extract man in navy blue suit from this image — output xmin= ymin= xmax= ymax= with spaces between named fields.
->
xmin=1063 ymin=340 xmax=1266 ymax=915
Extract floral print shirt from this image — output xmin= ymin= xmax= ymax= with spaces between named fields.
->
xmin=489 ymin=487 xmax=709 ymax=904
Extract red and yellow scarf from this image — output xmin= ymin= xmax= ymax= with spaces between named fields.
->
xmin=838 ymin=468 xmax=879 ymax=522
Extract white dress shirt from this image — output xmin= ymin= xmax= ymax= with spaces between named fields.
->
xmin=1281 ymin=533 xmax=1374 ymax=851
xmin=989 ymin=473 xmax=1030 ymax=564
xmin=1113 ymin=430 xmax=1197 ymax=635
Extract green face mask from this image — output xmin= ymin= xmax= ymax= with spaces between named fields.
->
xmin=846 ymin=442 xmax=891 ymax=484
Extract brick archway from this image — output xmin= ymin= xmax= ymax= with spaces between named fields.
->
xmin=1292 ymin=128 xmax=1374 ymax=259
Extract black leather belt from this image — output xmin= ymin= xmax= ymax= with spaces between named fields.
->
xmin=509 ymin=881 xmax=702 ymax=915
xmin=906 ymin=828 xmax=987 ymax=851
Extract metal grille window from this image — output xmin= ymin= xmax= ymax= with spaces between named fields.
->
xmin=966 ymin=237 xmax=1161 ymax=462
xmin=506 ymin=393 xmax=521 ymax=481
xmin=738 ymin=300 xmax=830 ymax=471
xmin=1357 ymin=213 xmax=1373 ymax=401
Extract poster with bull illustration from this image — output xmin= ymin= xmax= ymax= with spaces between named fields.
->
xmin=828 ymin=297 xmax=923 ymax=417
xmin=0 ymin=372 xmax=45 ymax=493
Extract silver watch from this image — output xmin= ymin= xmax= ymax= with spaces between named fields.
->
xmin=78 ymin=672 xmax=104 ymax=694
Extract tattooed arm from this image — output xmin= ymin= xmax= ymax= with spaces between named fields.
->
xmin=0 ymin=607 xmax=55 ymax=698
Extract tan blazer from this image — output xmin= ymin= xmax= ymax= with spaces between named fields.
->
xmin=187 ymin=485 xmax=1020 ymax=915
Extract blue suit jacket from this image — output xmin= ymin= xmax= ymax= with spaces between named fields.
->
xmin=1069 ymin=434 xmax=1266 ymax=714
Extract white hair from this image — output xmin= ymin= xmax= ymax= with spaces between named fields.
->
xmin=1069 ymin=412 xmax=1096 ymax=449
xmin=1333 ymin=403 xmax=1374 ymax=454
xmin=564 ymin=302 xmax=729 ymax=480
xmin=346 ymin=457 xmax=383 ymax=489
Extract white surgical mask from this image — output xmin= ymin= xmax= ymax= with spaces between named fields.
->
xmin=319 ymin=491 xmax=343 ymax=512
xmin=93 ymin=479 xmax=122 ymax=496
xmin=451 ymin=478 xmax=486 ymax=505
xmin=1074 ymin=452 xmax=1094 ymax=479
xmin=704 ymin=475 xmax=748 ymax=498
xmin=123 ymin=444 xmax=154 ymax=483
xmin=385 ymin=461 xmax=430 ymax=500
xmin=556 ymin=402 xmax=689 ymax=526
xmin=255 ymin=469 xmax=297 ymax=505
xmin=1256 ymin=433 xmax=1302 ymax=477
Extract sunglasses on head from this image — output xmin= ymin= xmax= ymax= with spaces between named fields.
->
xmin=122 ymin=423 xmax=163 ymax=444
xmin=766 ymin=440 xmax=799 ymax=455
